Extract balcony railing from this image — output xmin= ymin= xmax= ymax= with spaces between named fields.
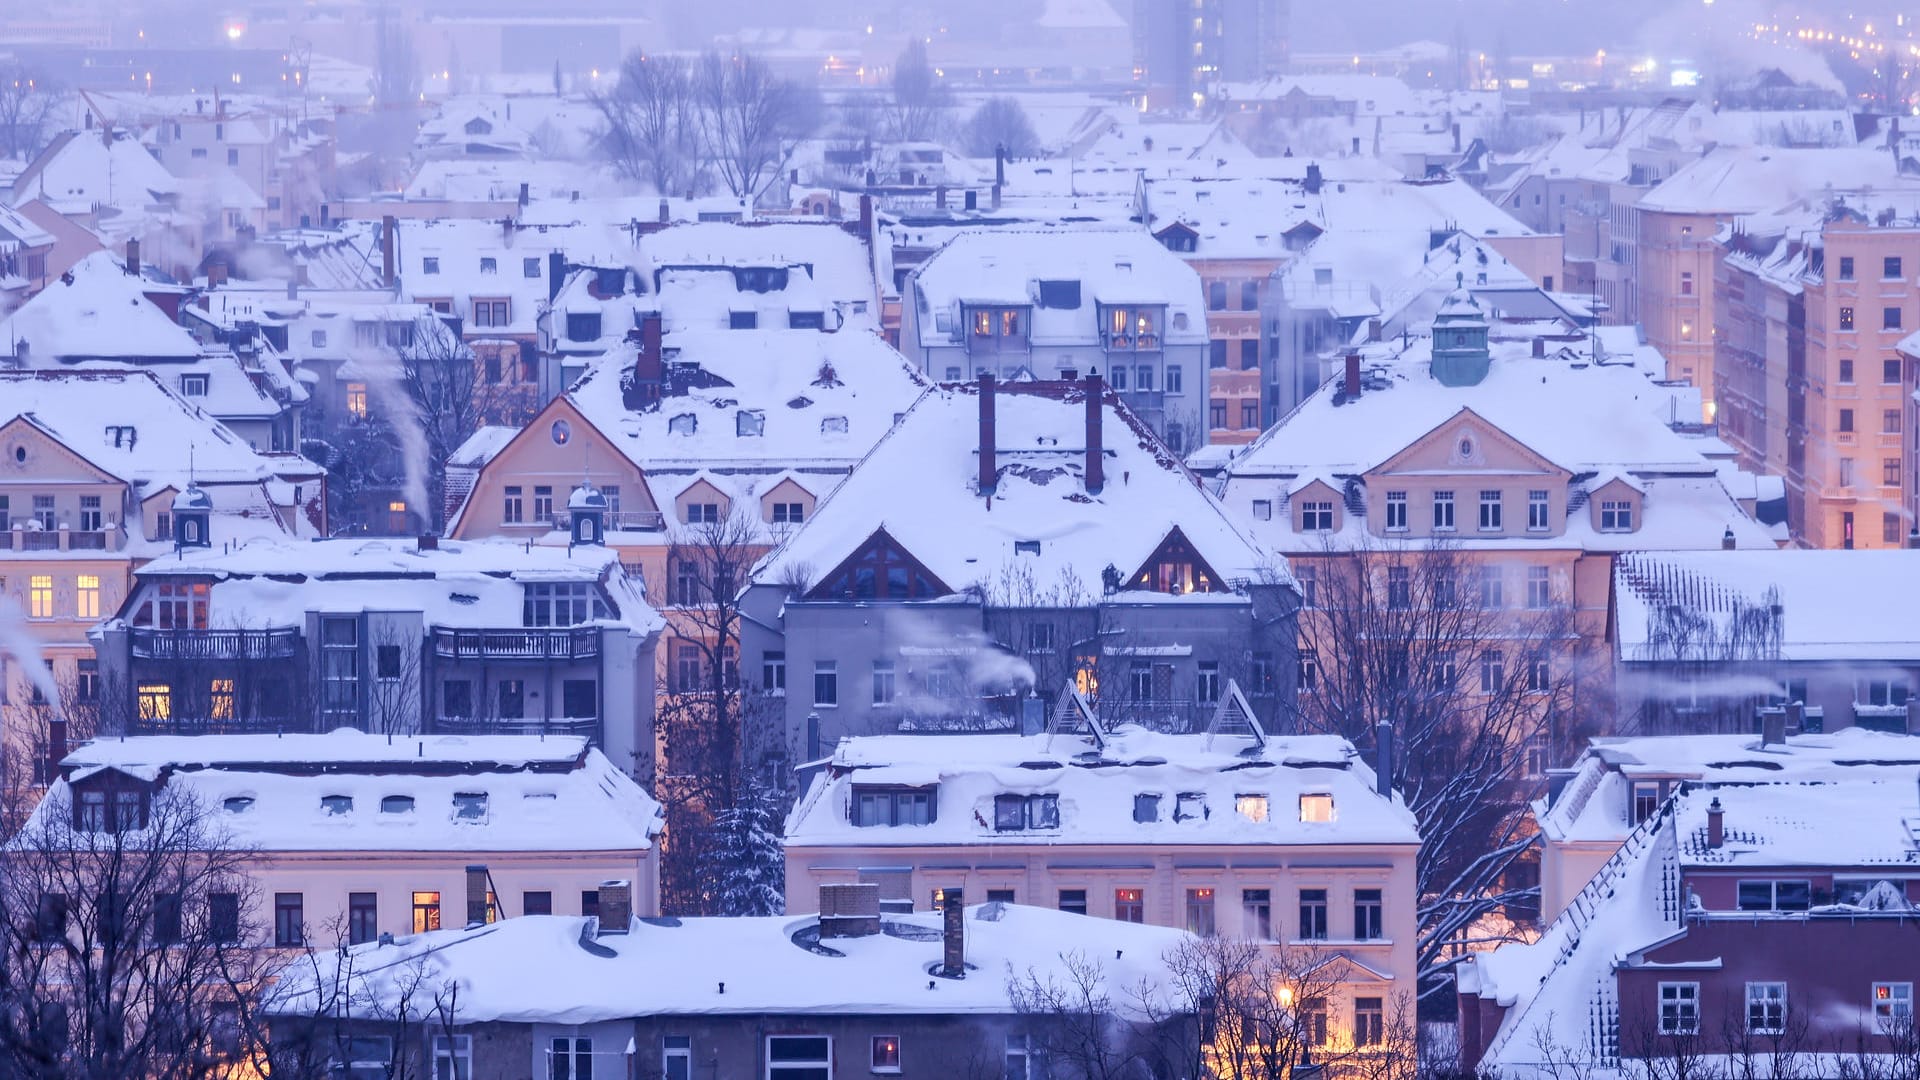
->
xmin=431 ymin=627 xmax=601 ymax=661
xmin=3 ymin=527 xmax=118 ymax=553
xmin=543 ymin=511 xmax=665 ymax=532
xmin=432 ymin=715 xmax=598 ymax=738
xmin=130 ymin=627 xmax=304 ymax=661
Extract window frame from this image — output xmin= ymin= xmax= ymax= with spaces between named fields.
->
xmin=765 ymin=1034 xmax=833 ymax=1080
xmin=431 ymin=1033 xmax=472 ymax=1080
xmin=1659 ymin=982 xmax=1700 ymax=1036
xmin=1746 ymin=981 xmax=1787 ymax=1036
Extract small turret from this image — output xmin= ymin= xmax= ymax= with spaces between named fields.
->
xmin=1430 ymin=287 xmax=1491 ymax=387
xmin=171 ymin=484 xmax=213 ymax=549
xmin=569 ymin=483 xmax=607 ymax=546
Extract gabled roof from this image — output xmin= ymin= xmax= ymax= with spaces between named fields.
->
xmin=0 ymin=250 xmax=203 ymax=361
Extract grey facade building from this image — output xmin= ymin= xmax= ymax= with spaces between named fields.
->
xmin=741 ymin=375 xmax=1299 ymax=773
xmin=91 ymin=497 xmax=663 ymax=779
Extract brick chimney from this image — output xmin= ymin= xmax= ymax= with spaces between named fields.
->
xmin=635 ymin=313 xmax=664 ymax=386
xmin=940 ymin=891 xmax=966 ymax=977
xmin=380 ymin=215 xmax=397 ymax=287
xmin=818 ymin=883 xmax=880 ymax=939
xmin=125 ymin=237 xmax=140 ymax=275
xmin=1344 ymin=353 xmax=1361 ymax=398
xmin=464 ymin=865 xmax=490 ymax=928
xmin=1761 ymin=709 xmax=1786 ymax=747
xmin=1721 ymin=527 xmax=1736 ymax=550
xmin=1083 ymin=373 xmax=1104 ymax=495
xmin=1706 ymin=797 xmax=1724 ymax=849
xmin=45 ymin=716 xmax=67 ymax=784
xmin=1784 ymin=701 xmax=1804 ymax=734
xmin=596 ymin=879 xmax=632 ymax=934
xmin=1374 ymin=720 xmax=1394 ymax=797
xmin=1531 ymin=336 xmax=1546 ymax=358
xmin=978 ymin=373 xmax=997 ymax=495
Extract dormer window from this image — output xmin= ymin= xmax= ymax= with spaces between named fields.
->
xmin=820 ymin=416 xmax=849 ymax=435
xmin=223 ymin=796 xmax=255 ymax=814
xmin=736 ymin=410 xmax=766 ymax=437
xmin=851 ymin=786 xmax=935 ymax=826
xmin=1298 ymin=793 xmax=1334 ymax=823
xmin=422 ymin=256 xmax=440 ymax=275
xmin=788 ymin=311 xmax=825 ymax=330
xmin=992 ymin=793 xmax=1060 ymax=832
xmin=452 ymin=792 xmax=488 ymax=822
xmin=1174 ymin=792 xmax=1207 ymax=822
xmin=729 ymin=311 xmax=758 ymax=330
xmin=74 ymin=785 xmax=148 ymax=832
xmin=1599 ymin=500 xmax=1633 ymax=531
xmin=479 ymin=257 xmax=497 ymax=274
xmin=179 ymin=374 xmax=208 ymax=397
xmin=321 ymin=794 xmax=353 ymax=816
xmin=1235 ymin=794 xmax=1269 ymax=822
xmin=1134 ymin=793 xmax=1161 ymax=823
xmin=381 ymin=795 xmax=415 ymax=814
xmin=668 ymin=413 xmax=697 ymax=436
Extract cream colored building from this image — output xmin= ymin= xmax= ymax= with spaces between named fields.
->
xmin=785 ymin=713 xmax=1420 ymax=1047
xmin=40 ymin=732 xmax=663 ymax=944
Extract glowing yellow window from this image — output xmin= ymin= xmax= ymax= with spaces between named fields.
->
xmin=1235 ymin=793 xmax=1269 ymax=822
xmin=345 ymin=382 xmax=369 ymax=419
xmin=137 ymin=683 xmax=171 ymax=721
xmin=209 ymin=679 xmax=235 ymax=720
xmin=1298 ymin=793 xmax=1335 ymax=823
xmin=29 ymin=575 xmax=53 ymax=618
xmin=75 ymin=574 xmax=100 ymax=619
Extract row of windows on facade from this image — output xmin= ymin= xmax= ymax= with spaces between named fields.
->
xmin=915 ymin=880 xmax=1388 ymax=950
xmin=939 ymin=363 xmax=1185 ymax=395
xmin=666 ymin=409 xmax=850 ymax=437
xmin=10 ymin=572 xmax=106 ymax=619
xmin=128 ymin=584 xmax=605 ymax=633
xmin=1257 ymin=489 xmax=1633 ymax=535
xmin=419 ymin=255 xmax=544 ymax=278
xmin=1208 ymin=337 xmax=1262 ymax=370
xmin=1656 ymin=980 xmax=1911 ymax=1038
xmin=793 ymin=655 xmax=1264 ymax=708
xmin=955 ymin=304 xmax=1177 ymax=349
xmin=1289 ymin=562 xmax=1564 ymax=611
xmin=0 ymin=494 xmax=109 ymax=533
xmin=1296 ymin=647 xmax=1552 ymax=696
xmin=1209 ymin=398 xmax=1263 ymax=431
xmin=1833 ymin=357 xmax=1906 ymax=385
xmin=130 ymin=668 xmax=597 ymax=724
xmin=1829 ymin=457 xmax=1908 ymax=495
xmin=334 ymin=1031 xmax=1093 ymax=1080
xmin=0 ymin=658 xmax=98 ymax=708
xmin=850 ymin=787 xmax=1339 ymax=830
xmin=1833 ymin=256 xmax=1907 ymax=282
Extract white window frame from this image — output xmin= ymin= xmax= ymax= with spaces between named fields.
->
xmin=1659 ymin=982 xmax=1700 ymax=1035
xmin=1746 ymin=981 xmax=1787 ymax=1035
xmin=1875 ymin=982 xmax=1914 ymax=1029
xmin=766 ymin=1034 xmax=833 ymax=1080
xmin=430 ymin=1034 xmax=472 ymax=1080
xmin=870 ymin=1033 xmax=902 ymax=1074
xmin=662 ymin=1035 xmax=692 ymax=1080
xmin=547 ymin=1036 xmax=592 ymax=1080
xmin=338 ymin=1036 xmax=394 ymax=1080
xmin=1384 ymin=490 xmax=1407 ymax=531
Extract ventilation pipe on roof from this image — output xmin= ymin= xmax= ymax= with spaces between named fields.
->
xmin=1374 ymin=721 xmax=1394 ymax=798
xmin=46 ymin=716 xmax=66 ymax=785
xmin=125 ymin=238 xmax=139 ymax=276
xmin=978 ymin=373 xmax=998 ymax=496
xmin=1706 ymin=797 xmax=1724 ymax=848
xmin=1532 ymin=336 xmax=1547 ymax=358
xmin=1367 ymin=319 xmax=1382 ymax=342
xmin=1721 ymin=527 xmax=1736 ymax=550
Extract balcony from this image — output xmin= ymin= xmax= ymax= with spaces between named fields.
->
xmin=3 ymin=526 xmax=118 ymax=553
xmin=432 ymin=714 xmax=598 ymax=739
xmin=431 ymin=627 xmax=601 ymax=661
xmin=544 ymin=511 xmax=665 ymax=532
xmin=130 ymin=627 xmax=303 ymax=661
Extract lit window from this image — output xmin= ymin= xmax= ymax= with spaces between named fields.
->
xmin=870 ymin=1035 xmax=901 ymax=1073
xmin=76 ymin=575 xmax=100 ymax=619
xmin=412 ymin=891 xmax=442 ymax=933
xmin=1235 ymin=794 xmax=1269 ymax=822
xmin=210 ymin=678 xmax=235 ymax=720
xmin=137 ymin=683 xmax=171 ymax=721
xmin=345 ymin=382 xmax=368 ymax=419
xmin=1875 ymin=983 xmax=1914 ymax=1028
xmin=29 ymin=575 xmax=53 ymax=618
xmin=1298 ymin=793 xmax=1334 ymax=823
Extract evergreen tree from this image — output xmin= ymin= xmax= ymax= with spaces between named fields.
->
xmin=709 ymin=782 xmax=785 ymax=917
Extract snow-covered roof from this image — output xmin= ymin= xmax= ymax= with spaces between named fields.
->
xmin=49 ymin=733 xmax=661 ymax=854
xmin=1638 ymin=146 xmax=1920 ymax=215
xmin=7 ymin=129 xmax=177 ymax=215
xmin=910 ymin=228 xmax=1209 ymax=351
xmin=753 ymin=380 xmax=1280 ymax=595
xmin=123 ymin=536 xmax=662 ymax=635
xmin=1537 ymin=728 xmax=1920 ymax=847
xmin=266 ymin=903 xmax=1194 ymax=1024
xmin=0 ymin=250 xmax=203 ymax=361
xmin=1614 ymin=551 xmax=1920 ymax=663
xmin=787 ymin=725 xmax=1418 ymax=848
xmin=566 ymin=328 xmax=927 ymax=473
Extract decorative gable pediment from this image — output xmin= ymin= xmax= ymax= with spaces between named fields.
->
xmin=1370 ymin=407 xmax=1564 ymax=481
xmin=808 ymin=527 xmax=951 ymax=601
xmin=1126 ymin=526 xmax=1226 ymax=594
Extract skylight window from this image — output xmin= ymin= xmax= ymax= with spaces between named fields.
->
xmin=380 ymin=795 xmax=415 ymax=815
xmin=820 ymin=415 xmax=849 ymax=435
xmin=1235 ymin=794 xmax=1269 ymax=822
xmin=223 ymin=796 xmax=254 ymax=814
xmin=668 ymin=413 xmax=698 ymax=435
xmin=1174 ymin=792 xmax=1207 ymax=822
xmin=452 ymin=792 xmax=489 ymax=822
xmin=1299 ymin=793 xmax=1335 ymax=823
xmin=1133 ymin=793 xmax=1161 ymax=823
xmin=321 ymin=794 xmax=353 ymax=816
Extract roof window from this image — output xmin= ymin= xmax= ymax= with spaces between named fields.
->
xmin=1133 ymin=793 xmax=1161 ymax=823
xmin=1299 ymin=793 xmax=1335 ymax=823
xmin=380 ymin=795 xmax=415 ymax=815
xmin=668 ymin=413 xmax=697 ymax=436
xmin=1235 ymin=794 xmax=1269 ymax=822
xmin=222 ymin=796 xmax=254 ymax=814
xmin=452 ymin=792 xmax=489 ymax=822
xmin=321 ymin=794 xmax=353 ymax=816
xmin=1174 ymin=792 xmax=1207 ymax=822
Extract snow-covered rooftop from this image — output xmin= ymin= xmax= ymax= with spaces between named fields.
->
xmin=787 ymin=725 xmax=1418 ymax=848
xmin=266 ymin=903 xmax=1193 ymax=1024
xmin=0 ymin=250 xmax=203 ymax=361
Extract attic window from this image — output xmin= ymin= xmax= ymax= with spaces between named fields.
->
xmin=452 ymin=792 xmax=489 ymax=821
xmin=736 ymin=410 xmax=766 ymax=437
xmin=787 ymin=396 xmax=813 ymax=409
xmin=106 ymin=425 xmax=137 ymax=449
xmin=668 ymin=413 xmax=698 ymax=436
xmin=479 ymin=257 xmax=497 ymax=274
xmin=1036 ymin=280 xmax=1081 ymax=309
xmin=380 ymin=795 xmax=415 ymax=815
xmin=321 ymin=794 xmax=353 ymax=816
xmin=1299 ymin=793 xmax=1335 ymax=823
xmin=449 ymin=592 xmax=479 ymax=605
xmin=1014 ymin=540 xmax=1041 ymax=556
xmin=523 ymin=791 xmax=557 ymax=802
xmin=422 ymin=256 xmax=440 ymax=274
xmin=820 ymin=416 xmax=849 ymax=435
xmin=1133 ymin=793 xmax=1161 ymax=823
xmin=1235 ymin=794 xmax=1269 ymax=822
xmin=1174 ymin=792 xmax=1207 ymax=822
xmin=223 ymin=796 xmax=254 ymax=814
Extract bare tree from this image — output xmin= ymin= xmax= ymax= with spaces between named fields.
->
xmin=1144 ymin=936 xmax=1358 ymax=1080
xmin=887 ymin=40 xmax=950 ymax=143
xmin=1294 ymin=536 xmax=1602 ymax=1002
xmin=1006 ymin=949 xmax=1155 ymax=1080
xmin=0 ymin=62 xmax=59 ymax=162
xmin=693 ymin=51 xmax=819 ymax=202
xmin=592 ymin=52 xmax=704 ymax=196
xmin=0 ymin=784 xmax=272 ymax=1079
xmin=962 ymin=97 xmax=1041 ymax=158
xmin=258 ymin=929 xmax=462 ymax=1080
